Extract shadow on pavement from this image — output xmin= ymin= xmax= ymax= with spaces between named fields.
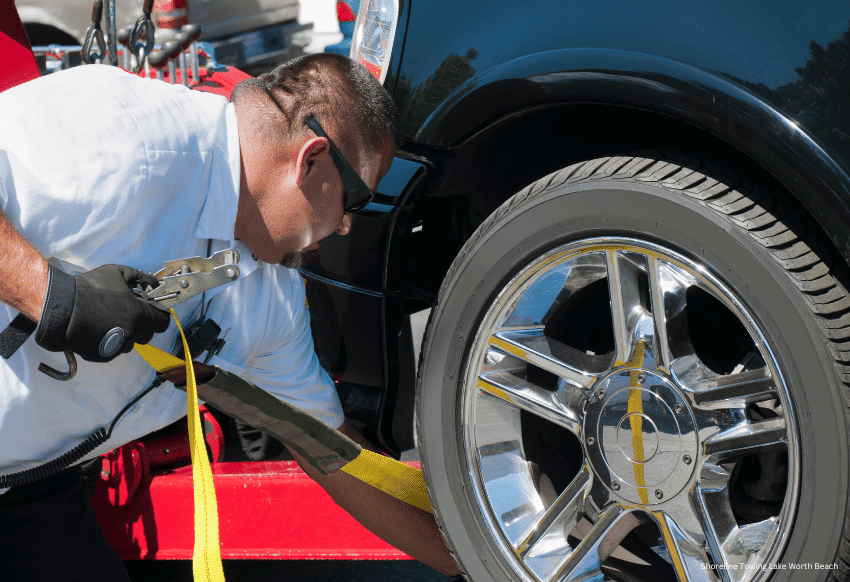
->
xmin=124 ymin=559 xmax=451 ymax=581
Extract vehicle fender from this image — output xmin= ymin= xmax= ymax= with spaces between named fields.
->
xmin=416 ymin=48 xmax=850 ymax=262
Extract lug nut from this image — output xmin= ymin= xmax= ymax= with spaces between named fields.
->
xmin=598 ymin=389 xmax=606 ymax=399
xmin=655 ymin=489 xmax=663 ymax=499
xmin=683 ymin=454 xmax=692 ymax=465
xmin=587 ymin=436 xmax=596 ymax=446
xmin=611 ymin=481 xmax=620 ymax=491
xmin=636 ymin=373 xmax=646 ymax=385
xmin=675 ymin=403 xmax=684 ymax=413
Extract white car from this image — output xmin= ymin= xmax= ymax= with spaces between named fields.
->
xmin=18 ymin=0 xmax=311 ymax=72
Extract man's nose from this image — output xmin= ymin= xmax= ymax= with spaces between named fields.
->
xmin=337 ymin=213 xmax=352 ymax=236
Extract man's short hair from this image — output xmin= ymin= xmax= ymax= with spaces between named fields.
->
xmin=232 ymin=53 xmax=400 ymax=159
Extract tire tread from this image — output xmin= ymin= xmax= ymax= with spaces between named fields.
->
xmin=415 ymin=151 xmax=850 ymax=582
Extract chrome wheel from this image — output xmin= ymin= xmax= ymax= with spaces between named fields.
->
xmin=462 ymin=237 xmax=799 ymax=582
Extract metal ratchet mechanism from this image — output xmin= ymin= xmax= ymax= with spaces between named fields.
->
xmin=134 ymin=249 xmax=241 ymax=311
xmin=38 ymin=250 xmax=239 ymax=382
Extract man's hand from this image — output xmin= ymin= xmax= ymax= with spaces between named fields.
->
xmin=35 ymin=264 xmax=171 ymax=362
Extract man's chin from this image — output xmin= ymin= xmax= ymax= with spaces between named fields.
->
xmin=279 ymin=251 xmax=307 ymax=269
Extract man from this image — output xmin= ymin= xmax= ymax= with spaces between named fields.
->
xmin=0 ymin=54 xmax=460 ymax=580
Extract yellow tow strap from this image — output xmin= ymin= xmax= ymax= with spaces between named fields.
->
xmin=133 ymin=312 xmax=433 ymax=581
xmin=136 ymin=311 xmax=225 ymax=582
xmin=340 ymin=449 xmax=431 ymax=513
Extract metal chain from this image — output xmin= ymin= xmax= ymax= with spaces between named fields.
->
xmin=81 ymin=0 xmax=107 ymax=64
xmin=129 ymin=0 xmax=156 ymax=73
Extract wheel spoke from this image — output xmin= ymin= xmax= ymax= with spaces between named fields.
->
xmin=606 ymin=252 xmax=696 ymax=371
xmin=702 ymin=418 xmax=787 ymax=459
xmin=606 ymin=251 xmax=644 ymax=365
xmin=654 ymin=509 xmax=721 ymax=582
xmin=689 ymin=368 xmax=776 ymax=410
xmin=502 ymin=252 xmax=608 ymax=328
xmin=554 ymin=505 xmax=640 ymax=582
xmin=648 ymin=257 xmax=698 ymax=373
xmin=478 ymin=367 xmax=582 ymax=433
xmin=691 ymin=476 xmax=746 ymax=582
xmin=519 ymin=466 xmax=592 ymax=580
xmin=490 ymin=329 xmax=608 ymax=388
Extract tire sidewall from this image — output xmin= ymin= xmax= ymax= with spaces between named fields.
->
xmin=417 ymin=181 xmax=849 ymax=581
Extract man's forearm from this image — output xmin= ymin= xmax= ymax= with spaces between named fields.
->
xmin=287 ymin=421 xmax=461 ymax=577
xmin=0 ymin=208 xmax=48 ymax=321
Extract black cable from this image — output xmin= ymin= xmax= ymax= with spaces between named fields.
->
xmin=0 ymin=378 xmax=163 ymax=489
xmin=0 ymin=245 xmax=217 ymax=489
xmin=106 ymin=378 xmax=162 ymax=439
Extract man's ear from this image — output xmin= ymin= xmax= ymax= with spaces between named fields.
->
xmin=295 ymin=137 xmax=330 ymax=187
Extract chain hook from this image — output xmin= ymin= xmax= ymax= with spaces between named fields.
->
xmin=129 ymin=0 xmax=155 ymax=73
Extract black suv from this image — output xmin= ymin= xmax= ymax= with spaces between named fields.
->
xmin=304 ymin=2 xmax=850 ymax=581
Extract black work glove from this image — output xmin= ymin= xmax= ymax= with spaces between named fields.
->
xmin=35 ymin=264 xmax=172 ymax=363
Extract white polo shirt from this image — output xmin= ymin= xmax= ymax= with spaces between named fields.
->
xmin=0 ymin=65 xmax=343 ymax=478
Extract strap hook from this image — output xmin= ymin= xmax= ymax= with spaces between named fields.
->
xmin=38 ymin=351 xmax=78 ymax=381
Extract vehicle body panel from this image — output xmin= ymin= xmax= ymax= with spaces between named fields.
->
xmin=392 ymin=0 xmax=849 ymax=151
xmin=388 ymin=0 xmax=850 ymax=256
xmin=404 ymin=48 xmax=850 ymax=259
xmin=188 ymin=0 xmax=298 ymax=39
xmin=303 ymin=157 xmax=426 ymax=454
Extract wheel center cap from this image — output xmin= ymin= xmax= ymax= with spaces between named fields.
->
xmin=617 ymin=412 xmax=659 ymax=463
xmin=584 ymin=369 xmax=698 ymax=505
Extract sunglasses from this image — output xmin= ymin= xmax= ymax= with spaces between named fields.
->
xmin=305 ymin=114 xmax=375 ymax=213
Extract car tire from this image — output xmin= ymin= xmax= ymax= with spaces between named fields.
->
xmin=415 ymin=152 xmax=850 ymax=582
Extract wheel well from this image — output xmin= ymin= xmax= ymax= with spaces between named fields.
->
xmin=23 ymin=23 xmax=79 ymax=46
xmin=399 ymin=103 xmax=838 ymax=305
